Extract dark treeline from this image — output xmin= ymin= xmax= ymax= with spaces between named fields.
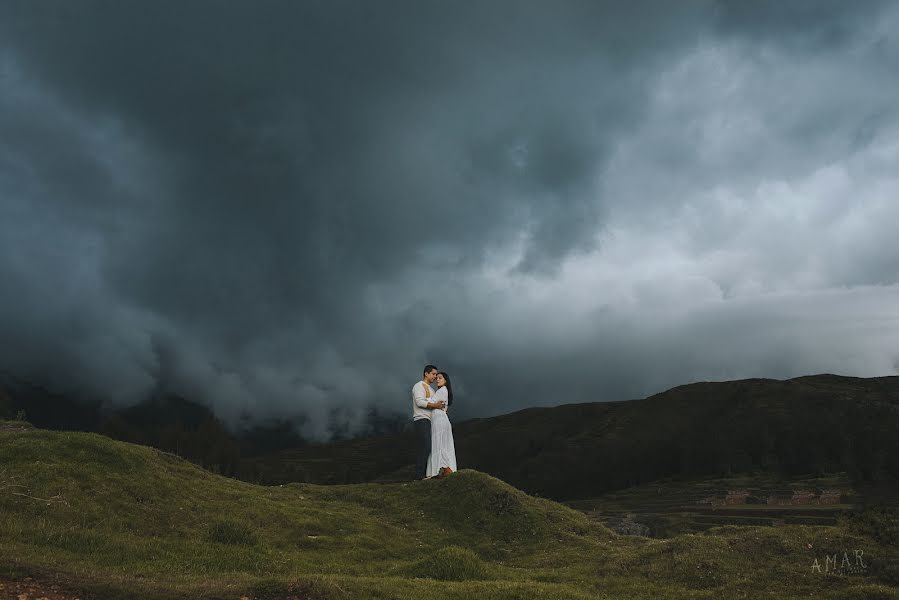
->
xmin=455 ymin=374 xmax=899 ymax=499
xmin=246 ymin=374 xmax=899 ymax=500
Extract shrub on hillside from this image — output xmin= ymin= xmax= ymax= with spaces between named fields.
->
xmin=399 ymin=546 xmax=493 ymax=581
xmin=206 ymin=520 xmax=259 ymax=546
xmin=842 ymin=504 xmax=899 ymax=547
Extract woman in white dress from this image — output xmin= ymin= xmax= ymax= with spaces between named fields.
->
xmin=426 ymin=371 xmax=457 ymax=478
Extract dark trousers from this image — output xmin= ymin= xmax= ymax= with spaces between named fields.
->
xmin=413 ymin=418 xmax=431 ymax=479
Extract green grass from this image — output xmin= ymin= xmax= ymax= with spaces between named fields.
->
xmin=1 ymin=423 xmax=898 ymax=599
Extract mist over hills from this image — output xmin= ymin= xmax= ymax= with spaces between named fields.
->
xmin=0 ymin=368 xmax=407 ymax=472
xmin=3 ymin=372 xmax=897 ymax=500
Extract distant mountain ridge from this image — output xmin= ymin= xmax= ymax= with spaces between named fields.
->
xmin=3 ymin=371 xmax=898 ymax=500
xmin=250 ymin=374 xmax=899 ymax=500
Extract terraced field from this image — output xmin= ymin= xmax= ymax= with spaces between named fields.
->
xmin=562 ymin=473 xmax=882 ymax=537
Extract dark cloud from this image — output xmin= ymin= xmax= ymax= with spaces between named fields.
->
xmin=1 ymin=1 xmax=898 ymax=439
xmin=712 ymin=0 xmax=890 ymax=49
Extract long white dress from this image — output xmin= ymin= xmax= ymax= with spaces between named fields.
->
xmin=426 ymin=386 xmax=457 ymax=477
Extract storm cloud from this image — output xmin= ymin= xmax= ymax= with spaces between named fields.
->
xmin=1 ymin=1 xmax=898 ymax=439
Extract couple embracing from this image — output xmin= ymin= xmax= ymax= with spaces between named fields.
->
xmin=411 ymin=364 xmax=457 ymax=480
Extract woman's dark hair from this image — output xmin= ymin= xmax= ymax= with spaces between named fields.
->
xmin=438 ymin=371 xmax=454 ymax=406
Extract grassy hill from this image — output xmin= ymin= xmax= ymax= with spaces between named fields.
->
xmin=246 ymin=374 xmax=899 ymax=499
xmin=1 ymin=423 xmax=898 ymax=599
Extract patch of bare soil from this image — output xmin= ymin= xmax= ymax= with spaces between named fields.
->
xmin=0 ymin=423 xmax=32 ymax=433
xmin=0 ymin=577 xmax=83 ymax=600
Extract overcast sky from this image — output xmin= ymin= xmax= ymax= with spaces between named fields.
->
xmin=2 ymin=1 xmax=898 ymax=439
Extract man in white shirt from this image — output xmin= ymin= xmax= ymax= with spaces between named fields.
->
xmin=412 ymin=364 xmax=446 ymax=480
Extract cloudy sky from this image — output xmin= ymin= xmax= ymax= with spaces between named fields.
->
xmin=2 ymin=1 xmax=898 ymax=439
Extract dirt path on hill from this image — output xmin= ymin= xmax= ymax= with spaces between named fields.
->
xmin=0 ymin=578 xmax=316 ymax=600
xmin=0 ymin=578 xmax=82 ymax=600
xmin=0 ymin=423 xmax=32 ymax=433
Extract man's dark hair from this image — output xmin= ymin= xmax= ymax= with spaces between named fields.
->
xmin=423 ymin=364 xmax=438 ymax=377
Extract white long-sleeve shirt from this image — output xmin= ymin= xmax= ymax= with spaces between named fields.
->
xmin=411 ymin=380 xmax=435 ymax=421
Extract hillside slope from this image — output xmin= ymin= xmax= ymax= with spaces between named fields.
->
xmin=248 ymin=374 xmax=899 ymax=499
xmin=2 ymin=424 xmax=898 ymax=599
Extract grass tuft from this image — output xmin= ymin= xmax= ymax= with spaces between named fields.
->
xmin=206 ymin=519 xmax=259 ymax=546
xmin=399 ymin=546 xmax=494 ymax=581
xmin=841 ymin=503 xmax=899 ymax=548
